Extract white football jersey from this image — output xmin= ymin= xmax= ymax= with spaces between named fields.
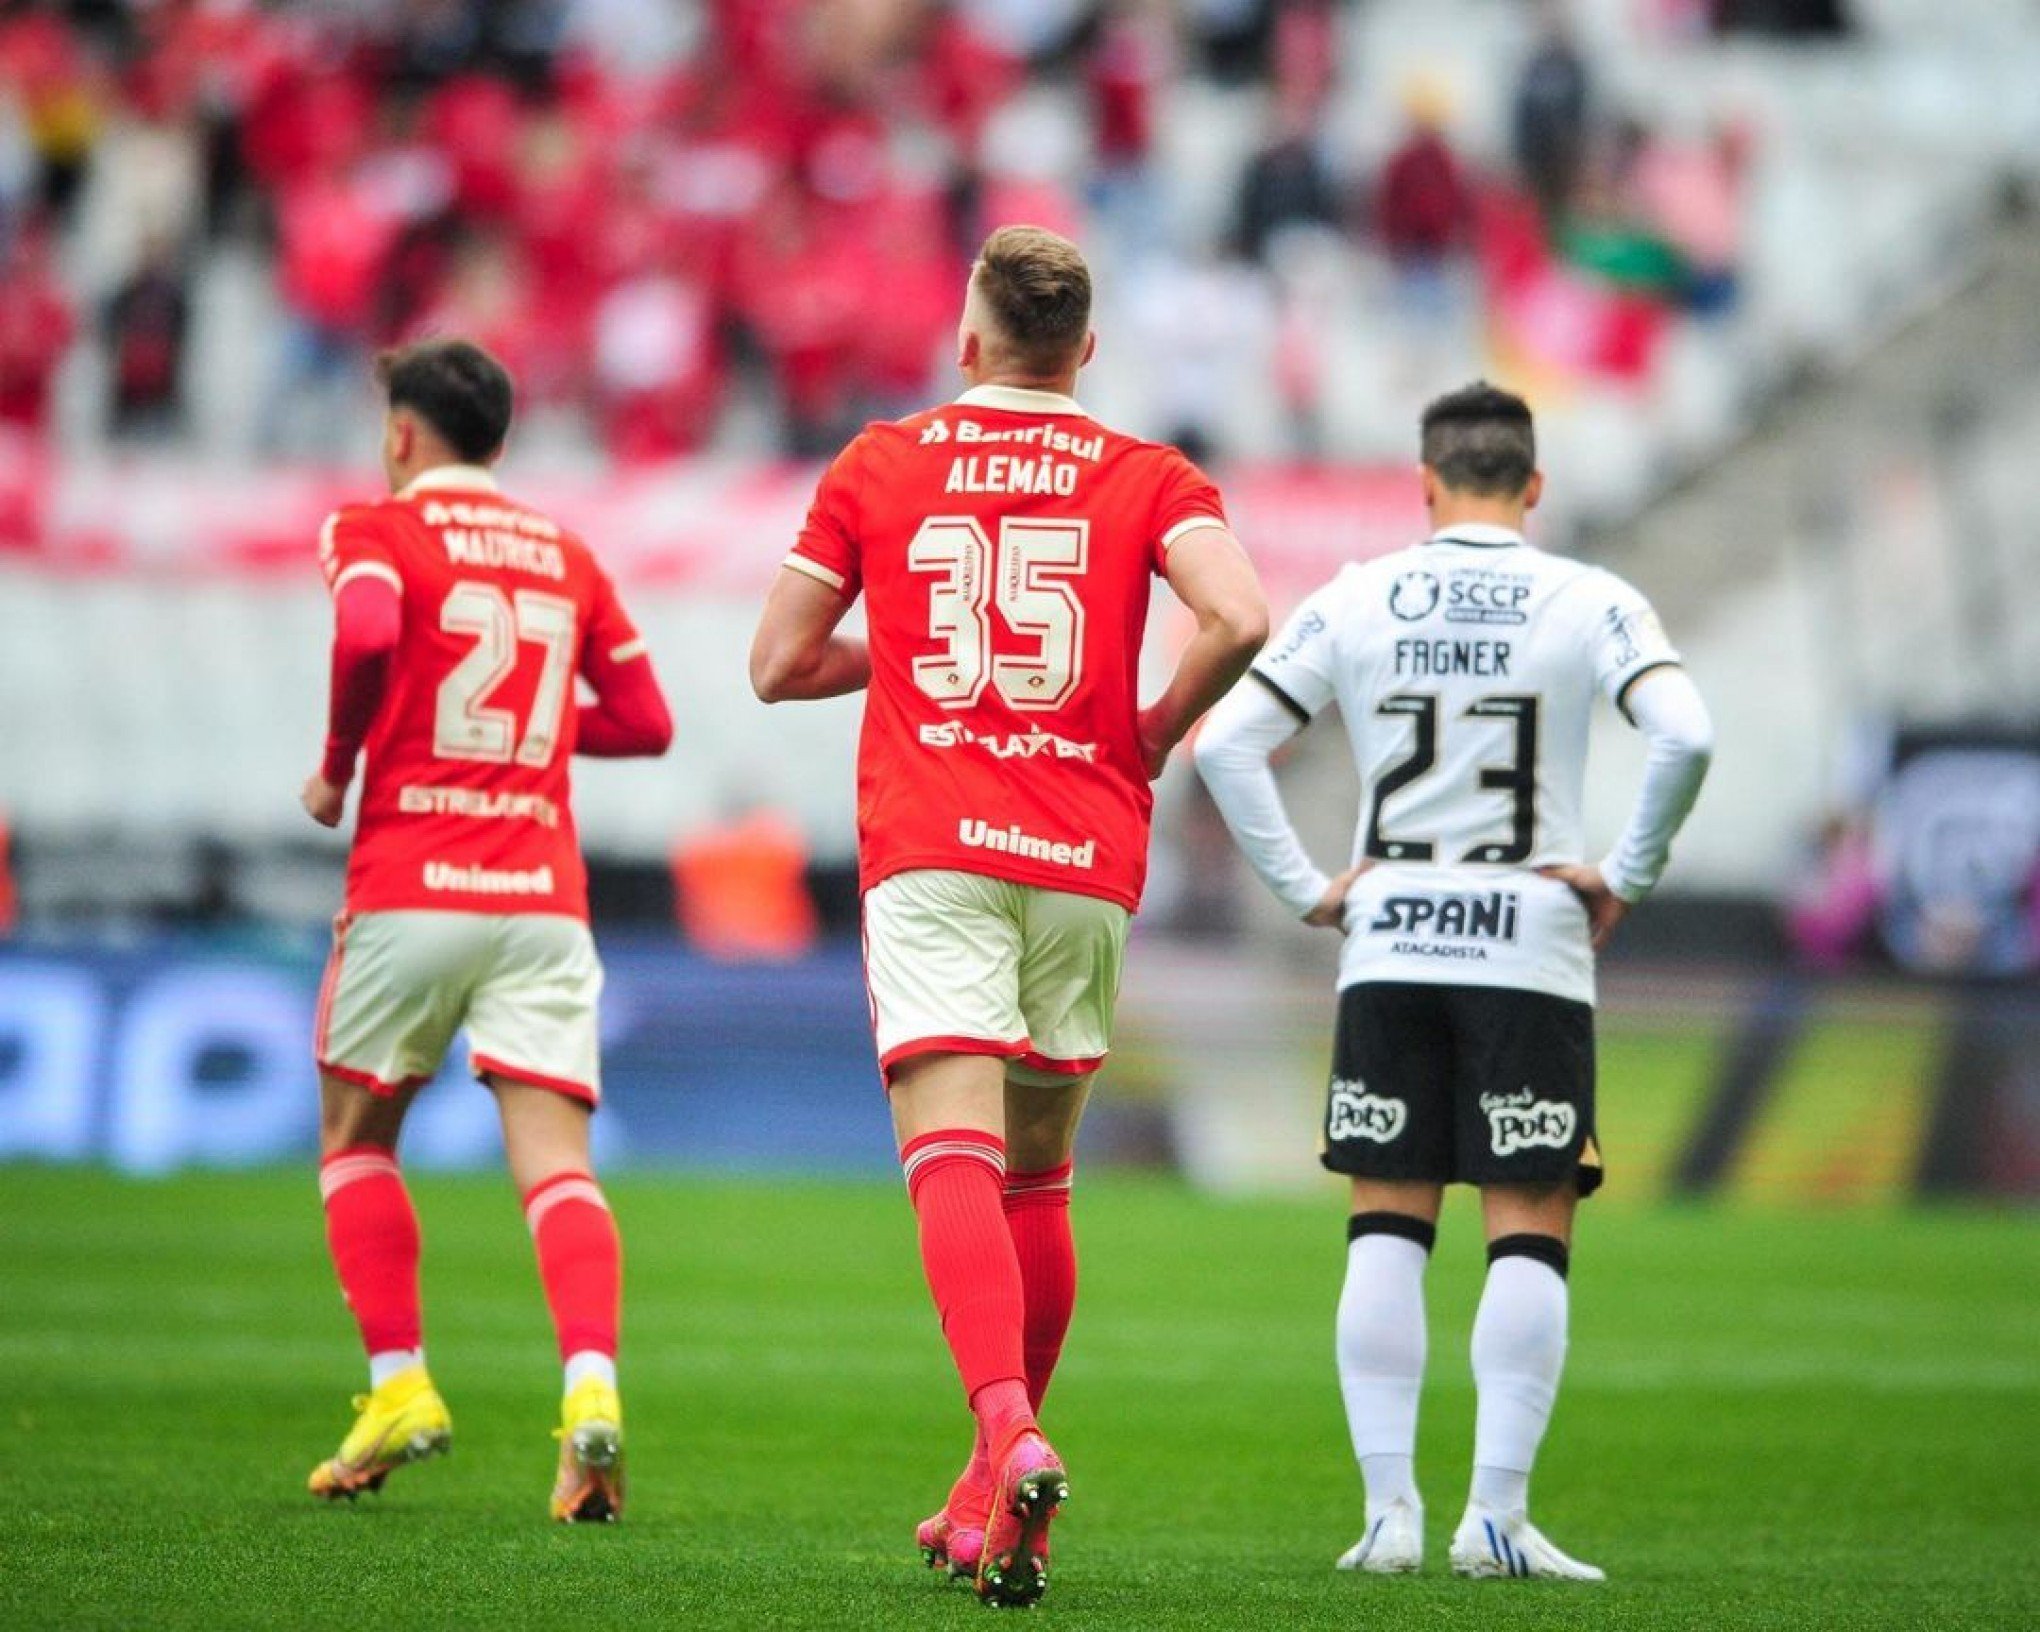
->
xmin=1252 ymin=524 xmax=1679 ymax=1003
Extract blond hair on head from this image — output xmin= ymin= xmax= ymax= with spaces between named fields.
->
xmin=971 ymin=225 xmax=1092 ymax=372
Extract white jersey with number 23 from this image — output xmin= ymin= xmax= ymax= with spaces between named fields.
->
xmin=1248 ymin=524 xmax=1680 ymax=1005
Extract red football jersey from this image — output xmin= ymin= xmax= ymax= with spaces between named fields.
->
xmin=319 ymin=468 xmax=644 ymax=918
xmin=787 ymin=385 xmax=1228 ymax=911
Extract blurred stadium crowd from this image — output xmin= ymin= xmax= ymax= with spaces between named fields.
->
xmin=1 ymin=0 xmax=2036 ymax=936
xmin=3 ymin=2 xmax=2039 ymax=1196
xmin=0 ymin=0 xmax=1806 ymax=469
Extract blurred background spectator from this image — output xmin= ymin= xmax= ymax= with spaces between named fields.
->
xmin=102 ymin=234 xmax=189 ymax=437
xmin=0 ymin=0 xmax=1799 ymax=476
xmin=0 ymin=224 xmax=72 ymax=434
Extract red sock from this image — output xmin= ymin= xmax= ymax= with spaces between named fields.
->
xmin=523 ymin=1170 xmax=621 ymax=1362
xmin=903 ymin=1130 xmax=1030 ymax=1443
xmin=1004 ymin=1162 xmax=1076 ymax=1411
xmin=319 ymin=1145 xmax=421 ymax=1356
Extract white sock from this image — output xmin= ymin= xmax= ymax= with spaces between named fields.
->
xmin=1337 ymin=1229 xmax=1430 ymax=1518
xmin=368 ymin=1348 xmax=425 ymax=1389
xmin=563 ymin=1349 xmax=618 ymax=1394
xmin=1468 ymin=1250 xmax=1568 ymax=1516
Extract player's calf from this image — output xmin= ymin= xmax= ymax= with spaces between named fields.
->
xmin=518 ymin=1166 xmax=626 ymax=1521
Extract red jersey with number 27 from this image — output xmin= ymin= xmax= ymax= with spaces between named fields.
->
xmin=319 ymin=469 xmax=644 ymax=919
xmin=786 ymin=385 xmax=1228 ymax=912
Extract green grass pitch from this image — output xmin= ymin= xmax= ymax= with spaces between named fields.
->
xmin=4 ymin=1168 xmax=2036 ymax=1630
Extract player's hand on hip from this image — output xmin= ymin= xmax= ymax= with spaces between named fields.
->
xmin=301 ymin=773 xmax=347 ymax=828
xmin=1136 ymin=706 xmax=1175 ymax=780
xmin=1538 ymin=863 xmax=1628 ymax=951
xmin=1303 ymin=862 xmax=1370 ymax=930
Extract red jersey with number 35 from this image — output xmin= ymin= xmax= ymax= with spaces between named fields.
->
xmin=319 ymin=469 xmax=644 ymax=918
xmin=786 ymin=385 xmax=1228 ymax=911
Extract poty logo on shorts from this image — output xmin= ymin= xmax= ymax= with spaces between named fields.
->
xmin=1480 ymin=1088 xmax=1576 ymax=1157
xmin=1328 ymin=1078 xmax=1407 ymax=1144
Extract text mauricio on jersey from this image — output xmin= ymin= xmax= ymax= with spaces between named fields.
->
xmin=317 ymin=474 xmax=647 ymax=920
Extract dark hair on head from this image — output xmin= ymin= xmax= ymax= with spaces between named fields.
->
xmin=1419 ymin=381 xmax=1537 ymax=497
xmin=972 ymin=225 xmax=1092 ymax=372
xmin=374 ymin=339 xmax=513 ymax=463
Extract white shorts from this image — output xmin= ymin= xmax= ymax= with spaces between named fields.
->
xmin=315 ymin=910 xmax=603 ymax=1104
xmin=863 ymin=869 xmax=1130 ymax=1085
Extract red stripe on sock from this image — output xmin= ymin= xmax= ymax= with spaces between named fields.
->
xmin=522 ymin=1169 xmax=621 ymax=1362
xmin=319 ymin=1144 xmax=420 ymax=1355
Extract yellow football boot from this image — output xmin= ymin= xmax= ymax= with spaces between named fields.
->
xmin=307 ymin=1367 xmax=452 ymax=1500
xmin=550 ymin=1376 xmax=625 ymax=1523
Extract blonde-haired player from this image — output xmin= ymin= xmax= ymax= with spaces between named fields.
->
xmin=752 ymin=226 xmax=1267 ymax=1605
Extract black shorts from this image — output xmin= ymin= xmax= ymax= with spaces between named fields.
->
xmin=1321 ymin=981 xmax=1602 ymax=1195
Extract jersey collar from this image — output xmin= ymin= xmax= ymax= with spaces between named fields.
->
xmin=1425 ymin=523 xmax=1524 ymax=549
xmin=398 ymin=464 xmax=501 ymax=499
xmin=954 ymin=384 xmax=1091 ymax=418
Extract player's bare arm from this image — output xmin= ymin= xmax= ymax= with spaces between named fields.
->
xmin=1139 ymin=523 xmax=1268 ymax=778
xmin=749 ymin=568 xmax=872 ymax=703
xmin=1540 ymin=664 xmax=1713 ymax=951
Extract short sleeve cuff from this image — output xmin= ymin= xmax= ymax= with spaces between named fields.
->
xmin=1613 ymin=659 xmax=1682 ymax=724
xmin=1249 ymin=668 xmax=1314 ymax=726
xmin=783 ymin=553 xmax=848 ymax=592
xmin=1159 ymin=513 xmax=1228 ymax=556
xmin=331 ymin=561 xmax=403 ymax=597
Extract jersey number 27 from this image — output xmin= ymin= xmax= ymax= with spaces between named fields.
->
xmin=434 ymin=581 xmax=577 ymax=768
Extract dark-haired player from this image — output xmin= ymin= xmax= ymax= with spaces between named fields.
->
xmin=750 ymin=225 xmax=1266 ymax=1605
xmin=301 ymin=340 xmax=672 ymax=1522
xmin=1196 ymin=382 xmax=1712 ymax=1581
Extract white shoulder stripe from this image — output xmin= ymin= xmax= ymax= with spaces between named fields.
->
xmin=1160 ymin=515 xmax=1228 ymax=553
xmin=783 ymin=554 xmax=847 ymax=591
xmin=332 ymin=561 xmax=404 ymax=597
xmin=608 ymin=637 xmax=647 ymax=663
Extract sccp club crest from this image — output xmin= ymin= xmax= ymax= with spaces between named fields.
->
xmin=1389 ymin=570 xmax=1440 ymax=621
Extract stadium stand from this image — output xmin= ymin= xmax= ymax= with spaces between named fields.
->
xmin=4 ymin=0 xmax=2040 ymax=921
